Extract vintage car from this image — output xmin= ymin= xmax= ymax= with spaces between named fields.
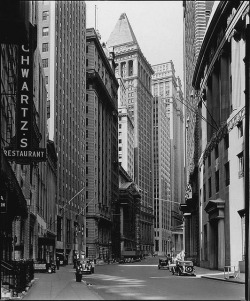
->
xmin=81 ymin=259 xmax=95 ymax=274
xmin=170 ymin=260 xmax=195 ymax=276
xmin=158 ymin=258 xmax=169 ymax=270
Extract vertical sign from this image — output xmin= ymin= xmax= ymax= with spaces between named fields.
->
xmin=4 ymin=38 xmax=46 ymax=163
xmin=16 ymin=44 xmax=33 ymax=150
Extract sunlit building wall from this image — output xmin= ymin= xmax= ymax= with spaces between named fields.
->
xmin=107 ymin=13 xmax=155 ymax=255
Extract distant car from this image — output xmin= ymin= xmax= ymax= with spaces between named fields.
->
xmin=170 ymin=260 xmax=195 ymax=276
xmin=158 ymin=258 xmax=169 ymax=270
xmin=81 ymin=259 xmax=94 ymax=274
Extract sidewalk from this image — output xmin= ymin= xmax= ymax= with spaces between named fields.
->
xmin=2 ymin=264 xmax=103 ymax=300
xmin=195 ymin=266 xmax=245 ymax=284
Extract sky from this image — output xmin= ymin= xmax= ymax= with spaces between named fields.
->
xmin=86 ymin=1 xmax=184 ymax=84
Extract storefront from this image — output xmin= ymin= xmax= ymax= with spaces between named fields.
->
xmin=0 ymin=149 xmax=28 ymax=261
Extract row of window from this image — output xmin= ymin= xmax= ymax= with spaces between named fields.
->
xmin=203 ymin=152 xmax=244 ymax=200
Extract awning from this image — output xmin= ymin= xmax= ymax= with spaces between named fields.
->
xmin=38 ymin=236 xmax=55 ymax=246
xmin=1 ymin=149 xmax=28 ymax=218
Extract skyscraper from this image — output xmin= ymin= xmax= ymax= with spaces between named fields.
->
xmin=182 ymin=0 xmax=214 ymax=265
xmin=107 ymin=13 xmax=154 ymax=255
xmin=151 ymin=61 xmax=184 ymax=256
xmin=38 ymin=1 xmax=87 ymax=264
xmin=85 ymin=28 xmax=119 ymax=260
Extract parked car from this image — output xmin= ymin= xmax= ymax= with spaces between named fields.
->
xmin=170 ymin=260 xmax=195 ymax=276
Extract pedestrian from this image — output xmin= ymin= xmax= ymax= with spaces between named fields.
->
xmin=167 ymin=253 xmax=171 ymax=265
xmin=56 ymin=256 xmax=60 ymax=270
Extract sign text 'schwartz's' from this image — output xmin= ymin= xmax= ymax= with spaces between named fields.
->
xmin=17 ymin=44 xmax=32 ymax=149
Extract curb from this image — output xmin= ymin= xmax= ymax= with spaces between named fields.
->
xmin=201 ymin=275 xmax=245 ymax=284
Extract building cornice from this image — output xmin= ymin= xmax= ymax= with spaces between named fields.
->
xmin=192 ymin=1 xmax=249 ymax=89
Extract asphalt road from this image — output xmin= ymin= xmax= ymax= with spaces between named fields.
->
xmin=83 ymin=257 xmax=245 ymax=300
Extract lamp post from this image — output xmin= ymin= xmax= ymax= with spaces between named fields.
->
xmin=59 ymin=188 xmax=85 ymax=265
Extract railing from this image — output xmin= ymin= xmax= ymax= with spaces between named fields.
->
xmin=1 ymin=260 xmax=15 ymax=295
xmin=1 ymin=259 xmax=34 ymax=297
xmin=224 ymin=265 xmax=240 ymax=279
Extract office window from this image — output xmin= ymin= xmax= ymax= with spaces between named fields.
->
xmin=225 ymin=162 xmax=230 ymax=186
xmin=224 ymin=133 xmax=229 ymax=149
xmin=204 ymin=224 xmax=208 ymax=260
xmin=208 ymin=153 xmax=211 ymax=167
xmin=42 ymin=58 xmax=48 ymax=68
xmin=66 ymin=219 xmax=71 ymax=244
xmin=237 ymin=121 xmax=243 ymax=138
xmin=215 ymin=144 xmax=219 ymax=159
xmin=203 ymin=184 xmax=206 ymax=202
xmin=238 ymin=151 xmax=244 ymax=178
xmin=215 ymin=170 xmax=219 ymax=193
xmin=57 ymin=216 xmax=62 ymax=241
xmin=42 ymin=11 xmax=49 ymax=20
xmin=42 ymin=42 xmax=49 ymax=52
xmin=42 ymin=27 xmax=49 ymax=36
xmin=45 ymin=76 xmax=48 ymax=85
xmin=208 ymin=177 xmax=212 ymax=197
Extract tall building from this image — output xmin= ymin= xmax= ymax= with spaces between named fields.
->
xmin=38 ymin=1 xmax=87 ymax=264
xmin=192 ymin=1 xmax=249 ymax=271
xmin=107 ymin=13 xmax=155 ymax=255
xmin=183 ymin=0 xmax=214 ymax=184
xmin=182 ymin=0 xmax=214 ymax=265
xmin=85 ymin=28 xmax=119 ymax=260
xmin=118 ymin=106 xmax=134 ymax=180
xmin=151 ymin=62 xmax=184 ymax=256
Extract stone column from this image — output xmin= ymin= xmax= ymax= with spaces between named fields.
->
xmin=218 ymin=218 xmax=225 ymax=270
xmin=219 ymin=50 xmax=230 ymax=121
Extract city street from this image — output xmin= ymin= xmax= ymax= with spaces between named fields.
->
xmin=23 ymin=256 xmax=245 ymax=300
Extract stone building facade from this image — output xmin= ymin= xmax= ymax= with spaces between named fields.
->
xmin=192 ymin=1 xmax=249 ymax=270
xmin=86 ymin=28 xmax=119 ymax=260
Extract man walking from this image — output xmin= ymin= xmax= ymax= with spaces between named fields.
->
xmin=56 ymin=256 xmax=60 ymax=270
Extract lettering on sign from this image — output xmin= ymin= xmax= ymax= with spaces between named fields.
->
xmin=16 ymin=44 xmax=33 ymax=149
xmin=3 ymin=148 xmax=47 ymax=162
xmin=4 ymin=40 xmax=47 ymax=164
xmin=0 ymin=195 xmax=7 ymax=213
